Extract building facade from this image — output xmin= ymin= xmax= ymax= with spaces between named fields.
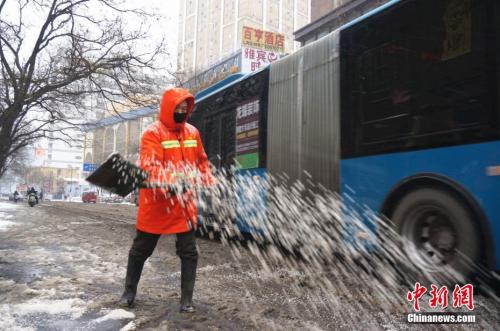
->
xmin=295 ymin=0 xmax=391 ymax=46
xmin=82 ymin=106 xmax=158 ymax=172
xmin=32 ymin=134 xmax=84 ymax=171
xmin=24 ymin=130 xmax=85 ymax=197
xmin=24 ymin=166 xmax=80 ymax=197
xmin=311 ymin=0 xmax=345 ymax=21
xmin=177 ymin=0 xmax=311 ymax=79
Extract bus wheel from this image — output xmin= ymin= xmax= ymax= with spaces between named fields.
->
xmin=391 ymin=188 xmax=480 ymax=284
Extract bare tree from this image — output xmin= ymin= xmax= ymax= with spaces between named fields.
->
xmin=0 ymin=146 xmax=28 ymax=192
xmin=0 ymin=0 xmax=171 ymax=178
xmin=6 ymin=146 xmax=29 ymax=178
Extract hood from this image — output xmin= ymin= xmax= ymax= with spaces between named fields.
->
xmin=159 ymin=88 xmax=195 ymax=130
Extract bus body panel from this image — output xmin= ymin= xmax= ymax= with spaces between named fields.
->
xmin=235 ymin=168 xmax=268 ymax=234
xmin=340 ymin=141 xmax=500 ymax=268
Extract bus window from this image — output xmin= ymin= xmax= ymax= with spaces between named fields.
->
xmin=220 ymin=112 xmax=236 ymax=168
xmin=341 ymin=0 xmax=499 ymax=158
xmin=202 ymin=110 xmax=237 ymax=169
xmin=204 ymin=118 xmax=221 ymax=168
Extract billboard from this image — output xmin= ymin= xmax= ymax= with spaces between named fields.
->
xmin=242 ymin=26 xmax=285 ymax=53
xmin=241 ymin=47 xmax=280 ymax=73
xmin=235 ymin=98 xmax=260 ymax=169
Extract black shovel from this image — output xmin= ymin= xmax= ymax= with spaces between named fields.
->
xmin=85 ymin=153 xmax=149 ymax=197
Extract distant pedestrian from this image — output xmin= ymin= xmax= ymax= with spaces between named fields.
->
xmin=13 ymin=190 xmax=20 ymax=202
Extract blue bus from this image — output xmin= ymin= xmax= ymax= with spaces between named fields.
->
xmin=191 ymin=0 xmax=499 ymax=280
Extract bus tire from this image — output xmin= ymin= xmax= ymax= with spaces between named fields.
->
xmin=391 ymin=187 xmax=481 ymax=284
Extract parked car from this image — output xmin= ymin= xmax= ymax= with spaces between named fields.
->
xmin=8 ymin=194 xmax=23 ymax=201
xmin=81 ymin=191 xmax=97 ymax=203
xmin=111 ymin=195 xmax=123 ymax=203
xmin=99 ymin=195 xmax=123 ymax=203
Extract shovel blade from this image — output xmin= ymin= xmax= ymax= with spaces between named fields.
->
xmin=85 ymin=153 xmax=149 ymax=197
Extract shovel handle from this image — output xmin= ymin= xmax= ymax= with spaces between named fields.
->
xmin=138 ymin=183 xmax=191 ymax=194
xmin=138 ymin=183 xmax=172 ymax=189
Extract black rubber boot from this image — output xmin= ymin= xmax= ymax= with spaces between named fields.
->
xmin=118 ymin=286 xmax=136 ymax=308
xmin=118 ymin=254 xmax=145 ymax=308
xmin=179 ymin=258 xmax=197 ymax=313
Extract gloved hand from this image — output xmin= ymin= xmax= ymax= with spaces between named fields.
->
xmin=167 ymin=183 xmax=189 ymax=195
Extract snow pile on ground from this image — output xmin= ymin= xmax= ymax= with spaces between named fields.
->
xmin=120 ymin=321 xmax=137 ymax=331
xmin=0 ymin=201 xmax=21 ymax=210
xmin=0 ymin=214 xmax=16 ymax=231
xmin=3 ymin=298 xmax=87 ymax=318
xmin=0 ymin=298 xmax=87 ymax=330
xmin=0 ymin=313 xmax=35 ymax=331
xmin=0 ymin=220 xmax=16 ymax=231
xmin=0 ymin=203 xmax=20 ymax=231
xmin=94 ymin=309 xmax=135 ymax=323
xmin=0 ymin=278 xmax=16 ymax=287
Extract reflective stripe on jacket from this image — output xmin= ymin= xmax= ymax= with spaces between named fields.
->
xmin=136 ymin=88 xmax=214 ymax=234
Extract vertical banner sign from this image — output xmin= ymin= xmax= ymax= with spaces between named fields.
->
xmin=235 ymin=98 xmax=260 ymax=169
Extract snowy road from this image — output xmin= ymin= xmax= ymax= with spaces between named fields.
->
xmin=0 ymin=201 xmax=498 ymax=330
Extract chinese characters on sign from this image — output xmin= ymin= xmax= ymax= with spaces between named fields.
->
xmin=82 ymin=163 xmax=99 ymax=173
xmin=407 ymin=283 xmax=474 ymax=311
xmin=235 ymin=98 xmax=260 ymax=169
xmin=241 ymin=47 xmax=280 ymax=73
xmin=242 ymin=26 xmax=285 ymax=53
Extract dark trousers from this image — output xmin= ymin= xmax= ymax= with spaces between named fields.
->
xmin=129 ymin=229 xmax=198 ymax=264
xmin=123 ymin=229 xmax=199 ymax=308
xmin=124 ymin=229 xmax=198 ymax=292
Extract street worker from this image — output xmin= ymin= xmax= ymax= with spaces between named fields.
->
xmin=119 ymin=88 xmax=215 ymax=313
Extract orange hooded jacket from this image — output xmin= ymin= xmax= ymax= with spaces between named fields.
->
xmin=136 ymin=88 xmax=214 ymax=234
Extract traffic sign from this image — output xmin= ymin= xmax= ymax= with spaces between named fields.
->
xmin=83 ymin=163 xmax=99 ymax=172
